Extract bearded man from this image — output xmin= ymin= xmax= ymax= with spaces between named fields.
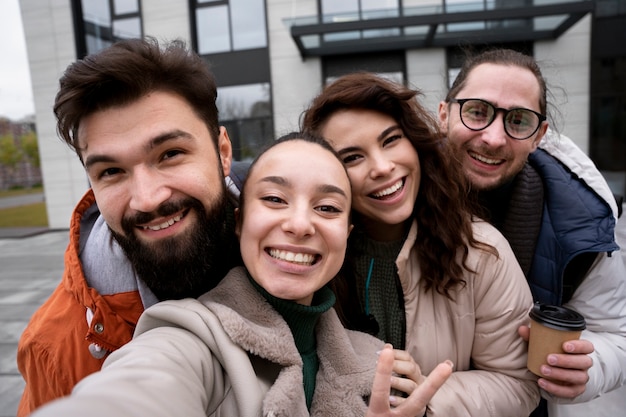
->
xmin=17 ymin=38 xmax=244 ymax=416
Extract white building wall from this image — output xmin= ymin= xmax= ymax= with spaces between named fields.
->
xmin=20 ymin=0 xmax=86 ymax=229
xmin=267 ymin=0 xmax=322 ymax=136
xmin=535 ymin=15 xmax=592 ymax=153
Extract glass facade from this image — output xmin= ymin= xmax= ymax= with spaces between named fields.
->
xmin=196 ymin=5 xmax=230 ymax=54
xmin=320 ymin=0 xmax=400 ymax=42
xmin=195 ymin=0 xmax=267 ymax=54
xmin=66 ymin=0 xmax=624 ymax=190
xmin=76 ymin=0 xmax=142 ymax=56
xmin=319 ymin=1 xmax=405 ymax=82
xmin=590 ymin=2 xmax=626 ymax=195
xmin=216 ymin=83 xmax=272 ymax=161
xmin=321 ymin=0 xmax=399 ymax=22
xmin=442 ymin=0 xmax=533 ymax=33
xmin=193 ymin=0 xmax=273 ymax=160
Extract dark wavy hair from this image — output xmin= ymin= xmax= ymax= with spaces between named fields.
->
xmin=54 ymin=37 xmax=220 ymax=162
xmin=301 ymin=73 xmax=494 ymax=325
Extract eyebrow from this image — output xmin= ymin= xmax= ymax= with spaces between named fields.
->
xmin=259 ymin=175 xmax=347 ymax=197
xmin=83 ymin=130 xmax=193 ymax=170
xmin=334 ymin=124 xmax=401 ymax=156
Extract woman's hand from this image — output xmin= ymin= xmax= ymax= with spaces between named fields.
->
xmin=367 ymin=344 xmax=453 ymax=417
xmin=388 ymin=348 xmax=424 ymax=406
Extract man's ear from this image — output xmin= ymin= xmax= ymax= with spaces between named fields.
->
xmin=218 ymin=126 xmax=233 ymax=177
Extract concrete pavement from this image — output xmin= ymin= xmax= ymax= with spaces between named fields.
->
xmin=0 ymin=229 xmax=67 ymax=417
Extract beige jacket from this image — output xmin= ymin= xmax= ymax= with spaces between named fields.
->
xmin=30 ymin=267 xmax=383 ymax=417
xmin=400 ymin=220 xmax=540 ymax=416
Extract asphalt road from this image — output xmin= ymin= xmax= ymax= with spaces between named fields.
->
xmin=0 ymin=193 xmax=44 ymax=209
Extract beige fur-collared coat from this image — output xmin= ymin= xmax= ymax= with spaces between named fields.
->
xmin=30 ymin=266 xmax=383 ymax=417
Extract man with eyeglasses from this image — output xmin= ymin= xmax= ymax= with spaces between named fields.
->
xmin=438 ymin=48 xmax=626 ymax=417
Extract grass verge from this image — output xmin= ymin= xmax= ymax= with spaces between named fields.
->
xmin=0 ymin=202 xmax=48 ymax=227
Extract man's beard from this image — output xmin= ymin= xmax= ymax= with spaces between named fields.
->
xmin=110 ymin=192 xmax=237 ymax=301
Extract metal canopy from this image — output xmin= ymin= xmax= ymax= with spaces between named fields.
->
xmin=288 ymin=1 xmax=594 ymax=58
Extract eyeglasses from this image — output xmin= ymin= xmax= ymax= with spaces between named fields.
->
xmin=450 ymin=98 xmax=546 ymax=140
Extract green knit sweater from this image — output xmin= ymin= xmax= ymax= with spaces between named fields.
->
xmin=351 ymin=233 xmax=406 ymax=349
xmin=248 ymin=275 xmax=335 ymax=410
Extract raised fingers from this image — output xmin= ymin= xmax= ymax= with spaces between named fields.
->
xmin=391 ymin=360 xmax=453 ymax=416
xmin=366 ymin=344 xmax=396 ymax=416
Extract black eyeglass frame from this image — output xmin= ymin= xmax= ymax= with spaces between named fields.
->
xmin=450 ymin=98 xmax=547 ymax=140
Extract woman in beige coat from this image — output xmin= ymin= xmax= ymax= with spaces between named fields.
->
xmin=30 ymin=133 xmax=453 ymax=417
xmin=302 ymin=73 xmax=540 ymax=416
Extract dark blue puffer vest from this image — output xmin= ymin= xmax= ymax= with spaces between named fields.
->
xmin=527 ymin=149 xmax=619 ymax=306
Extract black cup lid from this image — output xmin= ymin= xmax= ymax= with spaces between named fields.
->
xmin=529 ymin=303 xmax=586 ymax=331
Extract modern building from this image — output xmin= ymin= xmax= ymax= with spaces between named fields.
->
xmin=19 ymin=0 xmax=626 ymax=228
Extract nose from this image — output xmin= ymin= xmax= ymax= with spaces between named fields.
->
xmin=128 ymin=167 xmax=172 ymax=213
xmin=368 ymin=150 xmax=395 ymax=179
xmin=479 ymin=113 xmax=508 ymax=148
xmin=282 ymin=203 xmax=315 ymax=238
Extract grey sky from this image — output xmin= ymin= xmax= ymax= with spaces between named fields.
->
xmin=0 ymin=0 xmax=35 ymax=120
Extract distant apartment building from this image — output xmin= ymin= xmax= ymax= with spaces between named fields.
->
xmin=19 ymin=0 xmax=626 ymax=228
xmin=0 ymin=116 xmax=41 ymax=190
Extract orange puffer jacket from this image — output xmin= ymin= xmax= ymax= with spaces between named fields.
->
xmin=17 ymin=189 xmax=144 ymax=416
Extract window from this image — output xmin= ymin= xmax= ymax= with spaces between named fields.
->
xmin=323 ymin=51 xmax=405 ymax=87
xmin=195 ymin=0 xmax=267 ymax=54
xmin=320 ymin=0 xmax=399 ymax=41
xmin=192 ymin=0 xmax=272 ymax=160
xmin=197 ymin=6 xmax=230 ymax=54
xmin=75 ymin=0 xmax=142 ymax=56
xmin=590 ymin=13 xmax=626 ymax=195
xmin=442 ymin=0 xmax=532 ymax=32
xmin=216 ymin=83 xmax=273 ymax=161
xmin=321 ymin=0 xmax=399 ymax=22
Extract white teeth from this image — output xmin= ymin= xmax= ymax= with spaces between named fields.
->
xmin=470 ymin=152 xmax=502 ymax=165
xmin=372 ymin=179 xmax=403 ymax=198
xmin=269 ymin=249 xmax=316 ymax=265
xmin=144 ymin=214 xmax=183 ymax=231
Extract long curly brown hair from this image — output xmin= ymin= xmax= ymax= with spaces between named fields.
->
xmin=301 ymin=73 xmax=495 ymax=326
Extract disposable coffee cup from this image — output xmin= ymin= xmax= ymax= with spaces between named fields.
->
xmin=527 ymin=303 xmax=586 ymax=376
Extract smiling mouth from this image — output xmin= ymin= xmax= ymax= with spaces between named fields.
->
xmin=370 ymin=179 xmax=404 ymax=199
xmin=268 ymin=249 xmax=320 ymax=266
xmin=469 ymin=151 xmax=504 ymax=166
xmin=141 ymin=212 xmax=185 ymax=231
